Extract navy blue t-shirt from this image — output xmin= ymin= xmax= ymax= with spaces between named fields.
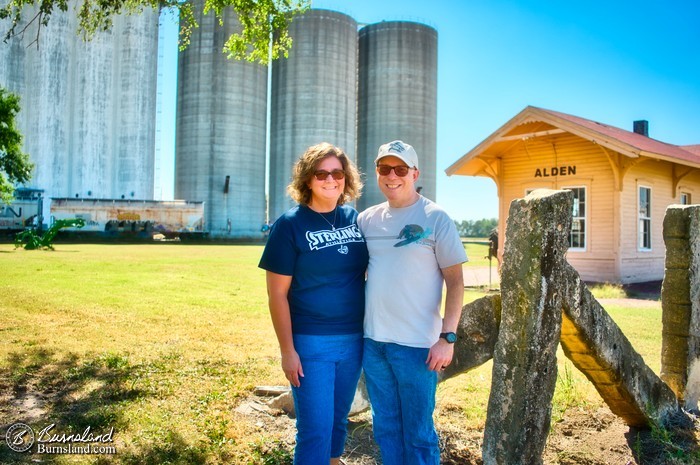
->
xmin=258 ymin=204 xmax=368 ymax=335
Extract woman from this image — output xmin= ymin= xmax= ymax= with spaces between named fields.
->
xmin=258 ymin=143 xmax=367 ymax=465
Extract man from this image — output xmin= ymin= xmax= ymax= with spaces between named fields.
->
xmin=358 ymin=140 xmax=467 ymax=464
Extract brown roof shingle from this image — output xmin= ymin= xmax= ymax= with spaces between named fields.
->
xmin=540 ymin=107 xmax=700 ymax=165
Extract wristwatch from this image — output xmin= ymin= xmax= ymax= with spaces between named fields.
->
xmin=439 ymin=332 xmax=457 ymax=343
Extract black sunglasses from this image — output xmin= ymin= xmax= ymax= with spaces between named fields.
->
xmin=376 ymin=164 xmax=414 ymax=177
xmin=313 ymin=169 xmax=345 ymax=181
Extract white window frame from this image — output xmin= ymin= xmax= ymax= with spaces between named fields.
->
xmin=564 ymin=186 xmax=587 ymax=252
xmin=680 ymin=192 xmax=691 ymax=205
xmin=638 ymin=186 xmax=652 ymax=251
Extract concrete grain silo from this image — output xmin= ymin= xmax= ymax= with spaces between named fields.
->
xmin=0 ymin=6 xmax=159 ymax=219
xmin=71 ymin=29 xmax=115 ymax=200
xmin=0 ymin=16 xmax=27 ymax=98
xmin=357 ymin=21 xmax=438 ymax=211
xmin=268 ymin=9 xmax=358 ymax=222
xmin=113 ymin=14 xmax=160 ymax=200
xmin=175 ymin=0 xmax=268 ymax=237
xmin=68 ymin=11 xmax=159 ymax=201
xmin=15 ymin=10 xmax=74 ymax=217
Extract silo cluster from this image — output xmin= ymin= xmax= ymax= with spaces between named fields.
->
xmin=179 ymin=6 xmax=436 ymax=234
xmin=1 ymin=5 xmax=437 ymax=238
xmin=267 ymin=12 xmax=437 ymax=219
xmin=0 ymin=6 xmax=159 ymax=217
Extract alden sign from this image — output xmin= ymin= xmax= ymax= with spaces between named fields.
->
xmin=534 ymin=166 xmax=576 ymax=178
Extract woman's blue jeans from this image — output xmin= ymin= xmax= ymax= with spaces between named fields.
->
xmin=362 ymin=338 xmax=440 ymax=465
xmin=291 ymin=332 xmax=363 ymax=464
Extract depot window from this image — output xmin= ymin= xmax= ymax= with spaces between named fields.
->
xmin=565 ymin=187 xmax=586 ymax=251
xmin=638 ymin=186 xmax=652 ymax=251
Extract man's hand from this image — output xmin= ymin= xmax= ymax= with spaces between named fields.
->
xmin=426 ymin=339 xmax=455 ymax=372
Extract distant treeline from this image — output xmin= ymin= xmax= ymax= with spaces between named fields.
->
xmin=454 ymin=218 xmax=498 ymax=238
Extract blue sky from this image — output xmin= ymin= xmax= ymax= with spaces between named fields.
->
xmin=156 ymin=0 xmax=700 ymax=222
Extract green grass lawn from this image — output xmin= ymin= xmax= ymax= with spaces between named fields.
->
xmin=0 ymin=243 xmax=666 ymax=464
xmin=462 ymin=239 xmax=494 ymax=267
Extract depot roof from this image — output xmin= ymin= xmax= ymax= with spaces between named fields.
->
xmin=446 ymin=106 xmax=700 ymax=176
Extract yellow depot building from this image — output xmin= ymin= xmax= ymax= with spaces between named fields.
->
xmin=447 ymin=106 xmax=700 ymax=284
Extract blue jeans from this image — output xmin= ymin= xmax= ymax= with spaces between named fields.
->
xmin=362 ymin=338 xmax=440 ymax=465
xmin=291 ymin=333 xmax=363 ymax=464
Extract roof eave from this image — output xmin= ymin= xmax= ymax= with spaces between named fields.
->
xmin=639 ymin=151 xmax=700 ymax=169
xmin=446 ymin=106 xmax=541 ymax=176
xmin=448 ymin=106 xmax=700 ymax=178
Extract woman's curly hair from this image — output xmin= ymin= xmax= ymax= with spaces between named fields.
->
xmin=287 ymin=142 xmax=363 ymax=206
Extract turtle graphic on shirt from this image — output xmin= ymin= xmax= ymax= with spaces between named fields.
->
xmin=394 ymin=224 xmax=432 ymax=247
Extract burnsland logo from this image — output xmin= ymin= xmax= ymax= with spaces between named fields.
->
xmin=5 ymin=422 xmax=117 ymax=455
xmin=6 ymin=423 xmax=34 ymax=453
xmin=306 ymin=224 xmax=364 ymax=251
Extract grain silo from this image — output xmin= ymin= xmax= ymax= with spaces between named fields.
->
xmin=0 ymin=15 xmax=27 ymax=97
xmin=175 ymin=0 xmax=268 ymax=237
xmin=357 ymin=21 xmax=438 ymax=211
xmin=13 ymin=9 xmax=74 ymax=218
xmin=0 ymin=7 xmax=159 ymax=220
xmin=68 ymin=11 xmax=159 ymax=201
xmin=70 ymin=28 xmax=116 ymax=200
xmin=112 ymin=13 xmax=160 ymax=200
xmin=268 ymin=9 xmax=358 ymax=222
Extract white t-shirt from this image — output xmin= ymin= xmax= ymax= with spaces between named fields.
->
xmin=358 ymin=196 xmax=468 ymax=348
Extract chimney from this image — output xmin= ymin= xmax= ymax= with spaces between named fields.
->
xmin=633 ymin=120 xmax=649 ymax=137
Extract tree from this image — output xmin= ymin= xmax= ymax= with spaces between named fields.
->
xmin=0 ymin=0 xmax=310 ymax=64
xmin=454 ymin=218 xmax=498 ymax=238
xmin=0 ymin=87 xmax=33 ymax=204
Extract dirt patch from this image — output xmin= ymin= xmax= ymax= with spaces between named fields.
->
xmin=543 ymin=407 xmax=635 ymax=465
xmin=234 ymin=399 xmax=380 ymax=463
xmin=4 ymin=382 xmax=699 ymax=464
xmin=237 ymin=394 xmax=699 ymax=464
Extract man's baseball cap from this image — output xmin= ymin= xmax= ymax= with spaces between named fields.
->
xmin=375 ymin=140 xmax=419 ymax=169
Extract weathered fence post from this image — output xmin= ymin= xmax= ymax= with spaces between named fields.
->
xmin=559 ymin=261 xmax=681 ymax=427
xmin=661 ymin=205 xmax=700 ymax=410
xmin=441 ymin=294 xmax=501 ymax=381
xmin=482 ymin=189 xmax=572 ymax=465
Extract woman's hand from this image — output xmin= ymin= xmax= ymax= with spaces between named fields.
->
xmin=281 ymin=350 xmax=304 ymax=387
xmin=265 ymin=271 xmax=301 ymax=386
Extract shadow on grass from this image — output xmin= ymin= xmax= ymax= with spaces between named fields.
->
xmin=625 ymin=420 xmax=700 ymax=465
xmin=0 ymin=347 xmax=207 ymax=464
xmin=586 ymin=280 xmax=662 ymax=302
xmin=621 ymin=280 xmax=662 ymax=301
xmin=112 ymin=430 xmax=207 ymax=465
